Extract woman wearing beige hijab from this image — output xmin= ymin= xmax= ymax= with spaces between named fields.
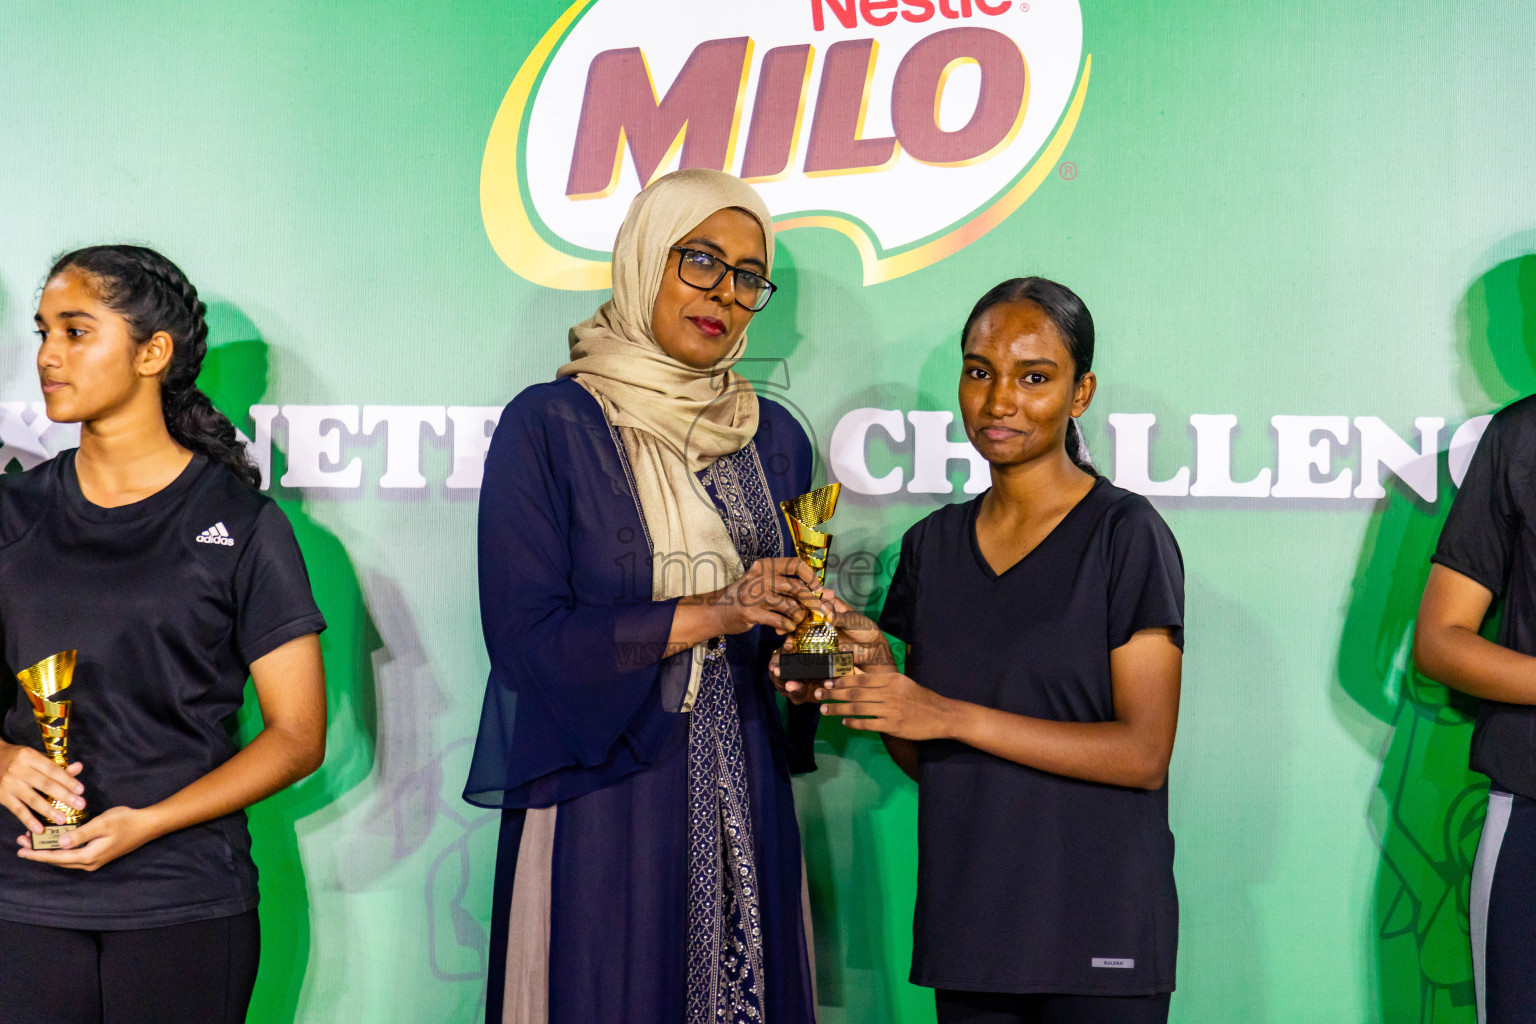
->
xmin=465 ymin=169 xmax=821 ymax=1024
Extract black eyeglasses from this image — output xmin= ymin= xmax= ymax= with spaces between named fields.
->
xmin=669 ymin=246 xmax=777 ymax=312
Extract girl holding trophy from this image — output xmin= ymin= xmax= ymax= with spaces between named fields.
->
xmin=0 ymin=246 xmax=327 ymax=1023
xmin=464 ymin=169 xmax=822 ymax=1024
xmin=792 ymin=278 xmax=1186 ymax=1024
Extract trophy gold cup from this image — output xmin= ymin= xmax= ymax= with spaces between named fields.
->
xmin=779 ymin=484 xmax=855 ymax=681
xmin=16 ymin=651 xmax=84 ymax=850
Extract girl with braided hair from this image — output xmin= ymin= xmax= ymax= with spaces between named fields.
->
xmin=0 ymin=245 xmax=327 ymax=1022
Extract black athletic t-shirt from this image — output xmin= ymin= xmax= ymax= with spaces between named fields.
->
xmin=878 ymin=476 xmax=1184 ymax=995
xmin=0 ymin=450 xmax=325 ymax=929
xmin=1432 ymin=395 xmax=1536 ymax=799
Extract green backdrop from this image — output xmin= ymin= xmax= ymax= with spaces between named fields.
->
xmin=4 ymin=2 xmax=1536 ymax=1021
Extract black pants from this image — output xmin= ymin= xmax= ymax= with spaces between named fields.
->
xmin=936 ymin=989 xmax=1172 ymax=1024
xmin=0 ymin=909 xmax=260 ymax=1024
xmin=1472 ymin=790 xmax=1536 ymax=1024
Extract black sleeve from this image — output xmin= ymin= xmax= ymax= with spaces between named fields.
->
xmin=1106 ymin=499 xmax=1186 ymax=651
xmin=1433 ymin=416 xmax=1518 ymax=596
xmin=233 ymin=502 xmax=327 ymax=665
xmin=877 ymin=524 xmax=920 ymax=644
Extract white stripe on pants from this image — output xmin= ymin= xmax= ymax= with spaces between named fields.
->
xmin=1471 ymin=790 xmax=1513 ymax=1024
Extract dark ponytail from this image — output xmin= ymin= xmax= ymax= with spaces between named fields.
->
xmin=48 ymin=245 xmax=261 ymax=488
xmin=961 ymin=276 xmax=1096 ymax=471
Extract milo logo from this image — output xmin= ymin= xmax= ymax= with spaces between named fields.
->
xmin=482 ymin=0 xmax=1087 ymax=288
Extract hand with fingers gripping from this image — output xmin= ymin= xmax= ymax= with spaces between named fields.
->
xmin=667 ymin=556 xmax=825 ymax=660
xmin=714 ymin=556 xmax=823 ymax=636
xmin=0 ymin=740 xmax=86 ymax=840
xmin=811 ymin=666 xmax=957 ymax=740
xmin=17 ymin=804 xmax=163 ymax=872
xmin=770 ymin=590 xmax=954 ymax=737
xmin=769 ymin=590 xmax=900 ymax=705
xmin=3 ymin=740 xmax=216 ymax=874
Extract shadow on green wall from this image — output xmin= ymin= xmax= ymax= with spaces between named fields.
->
xmin=1337 ymin=254 xmax=1536 ymax=1024
xmin=748 ymin=246 xmax=806 ymax=364
xmin=200 ymin=308 xmax=381 ymax=1024
xmin=795 ymin=535 xmax=926 ymax=1024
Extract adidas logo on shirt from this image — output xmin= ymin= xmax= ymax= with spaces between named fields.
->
xmin=196 ymin=522 xmax=235 ymax=547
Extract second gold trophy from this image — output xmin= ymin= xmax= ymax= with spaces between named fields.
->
xmin=16 ymin=650 xmax=85 ymax=850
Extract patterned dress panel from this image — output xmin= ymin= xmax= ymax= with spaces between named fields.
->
xmin=684 ymin=442 xmax=783 ymax=1024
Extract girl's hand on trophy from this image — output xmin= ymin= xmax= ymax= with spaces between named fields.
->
xmin=17 ymin=805 xmax=160 ymax=870
xmin=715 ymin=556 xmax=820 ymax=636
xmin=767 ymin=649 xmax=823 ymax=704
xmin=820 ymin=591 xmax=897 ymax=673
xmin=815 ymin=667 xmax=955 ymax=741
xmin=0 ymin=741 xmax=85 ymax=836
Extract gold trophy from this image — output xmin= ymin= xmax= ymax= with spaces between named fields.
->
xmin=779 ymin=484 xmax=855 ymax=681
xmin=16 ymin=651 xmax=84 ymax=850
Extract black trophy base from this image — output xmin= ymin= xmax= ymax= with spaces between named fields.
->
xmin=32 ymin=823 xmax=79 ymax=851
xmin=780 ymin=649 xmax=854 ymax=681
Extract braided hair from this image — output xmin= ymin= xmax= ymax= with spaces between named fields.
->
xmin=48 ymin=245 xmax=261 ymax=488
xmin=961 ymin=277 xmax=1096 ymax=472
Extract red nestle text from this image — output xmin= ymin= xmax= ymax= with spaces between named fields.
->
xmin=811 ymin=0 xmax=1012 ymax=31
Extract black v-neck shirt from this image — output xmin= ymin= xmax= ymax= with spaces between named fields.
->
xmin=878 ymin=476 xmax=1184 ymax=995
xmin=0 ymin=450 xmax=325 ymax=929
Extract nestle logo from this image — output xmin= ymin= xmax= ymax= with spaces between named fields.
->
xmin=812 ymin=0 xmax=1013 ymax=31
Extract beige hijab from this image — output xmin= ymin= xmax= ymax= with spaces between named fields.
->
xmin=559 ymin=168 xmax=775 ymax=711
